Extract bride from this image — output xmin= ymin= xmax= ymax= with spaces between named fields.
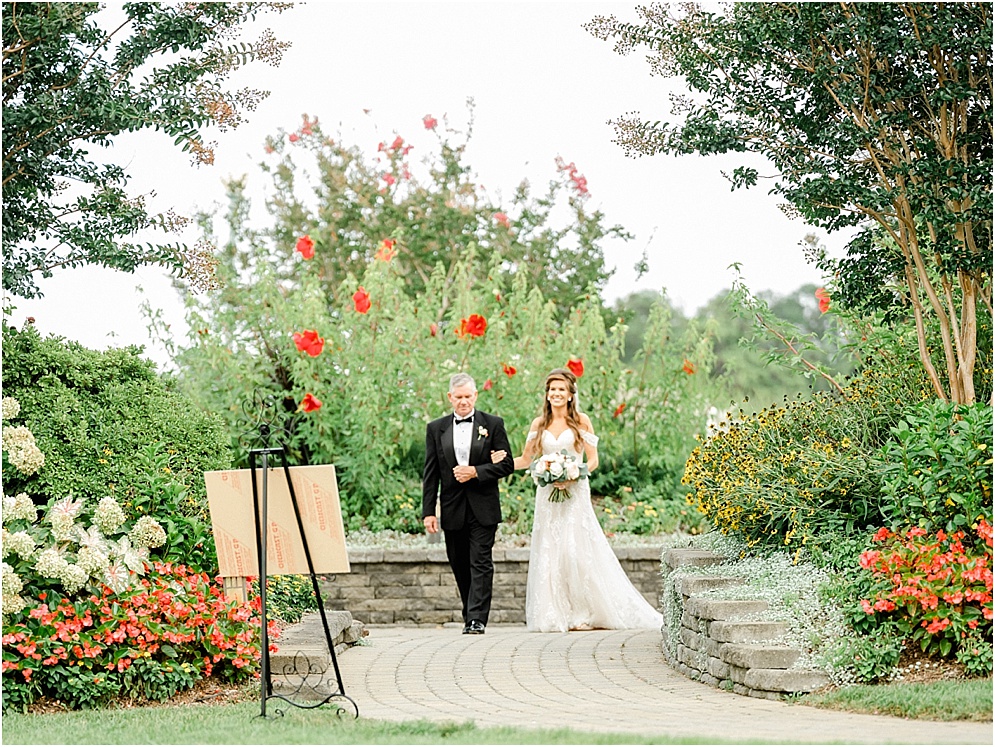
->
xmin=493 ymin=368 xmax=663 ymax=632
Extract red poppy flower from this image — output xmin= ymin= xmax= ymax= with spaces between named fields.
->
xmin=423 ymin=114 xmax=438 ymax=130
xmin=299 ymin=393 xmax=322 ymax=413
xmin=682 ymin=359 xmax=696 ymax=375
xmin=566 ymin=358 xmax=584 ymax=378
xmin=815 ymin=287 xmax=831 ymax=313
xmin=429 ymin=322 xmax=438 ymax=337
xmin=613 ymin=403 xmax=626 ymax=418
xmin=295 ymin=235 xmax=315 ymax=260
xmin=375 ymin=238 xmax=397 ymax=262
xmin=502 ymin=363 xmax=517 ymax=377
xmin=493 ymin=212 xmax=510 ymax=229
xmin=292 ymin=329 xmax=324 ymax=357
xmin=353 ymin=287 xmax=371 ymax=314
xmin=459 ymin=314 xmax=487 ymax=338
xmin=482 ymin=379 xmax=493 ymax=391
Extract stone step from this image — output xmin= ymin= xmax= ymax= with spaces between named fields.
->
xmin=708 ymin=620 xmax=787 ymax=643
xmin=663 ymin=548 xmax=725 ymax=571
xmin=743 ymin=667 xmax=830 ymax=694
xmin=678 ymin=576 xmax=743 ymax=597
xmin=685 ymin=597 xmax=769 ymax=621
xmin=721 ymin=643 xmax=800 ymax=670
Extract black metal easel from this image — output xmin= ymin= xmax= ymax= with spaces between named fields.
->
xmin=247 ymin=422 xmax=358 ymax=719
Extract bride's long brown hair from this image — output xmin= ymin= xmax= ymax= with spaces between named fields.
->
xmin=523 ymin=368 xmax=584 ymax=460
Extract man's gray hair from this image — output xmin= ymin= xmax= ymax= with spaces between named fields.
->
xmin=449 ymin=372 xmax=476 ymax=392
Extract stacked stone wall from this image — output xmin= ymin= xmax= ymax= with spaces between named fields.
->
xmin=661 ymin=548 xmax=829 ymax=700
xmin=319 ymin=545 xmax=662 ymax=625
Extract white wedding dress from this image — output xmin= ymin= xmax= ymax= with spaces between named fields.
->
xmin=525 ymin=428 xmax=664 ymax=633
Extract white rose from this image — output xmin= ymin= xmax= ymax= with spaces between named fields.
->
xmin=548 ymin=460 xmax=564 ymax=478
xmin=565 ymin=462 xmax=580 ymax=481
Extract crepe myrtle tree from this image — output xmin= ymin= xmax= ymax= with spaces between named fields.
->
xmin=1 ymin=1 xmax=291 ymax=299
xmin=587 ymin=2 xmax=992 ymax=404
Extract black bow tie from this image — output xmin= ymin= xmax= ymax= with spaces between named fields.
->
xmin=454 ymin=417 xmax=473 ymax=426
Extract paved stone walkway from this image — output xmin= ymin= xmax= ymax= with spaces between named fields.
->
xmin=319 ymin=625 xmax=992 ymax=744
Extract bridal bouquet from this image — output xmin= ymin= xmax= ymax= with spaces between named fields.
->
xmin=530 ymin=450 xmax=589 ymax=503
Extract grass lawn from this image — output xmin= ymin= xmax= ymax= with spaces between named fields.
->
xmin=800 ymin=677 xmax=993 ymax=722
xmin=0 ymin=702 xmax=736 ymax=745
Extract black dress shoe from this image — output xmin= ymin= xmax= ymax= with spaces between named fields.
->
xmin=465 ymin=620 xmax=485 ymax=634
xmin=462 ymin=622 xmax=471 ymax=634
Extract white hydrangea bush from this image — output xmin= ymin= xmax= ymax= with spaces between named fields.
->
xmin=2 ymin=493 xmax=168 ymax=611
xmin=2 ymin=397 xmax=44 ymax=475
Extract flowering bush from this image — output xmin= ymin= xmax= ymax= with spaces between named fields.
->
xmin=2 ymin=490 xmax=169 ymax=610
xmin=683 ymin=364 xmax=931 ymax=552
xmin=857 ymin=522 xmax=993 ymax=669
xmin=1 ymin=562 xmax=277 ymax=712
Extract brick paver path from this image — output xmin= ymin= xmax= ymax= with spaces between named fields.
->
xmin=327 ymin=625 xmax=992 ymax=744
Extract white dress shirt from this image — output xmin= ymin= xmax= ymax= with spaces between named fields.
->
xmin=452 ymin=410 xmax=475 ymax=466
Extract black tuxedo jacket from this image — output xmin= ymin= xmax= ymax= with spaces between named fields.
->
xmin=422 ymin=410 xmax=515 ymax=530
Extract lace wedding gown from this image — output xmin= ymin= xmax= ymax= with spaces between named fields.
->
xmin=525 ymin=428 xmax=664 ymax=633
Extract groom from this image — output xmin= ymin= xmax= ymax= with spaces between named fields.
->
xmin=423 ymin=372 xmax=515 ymax=634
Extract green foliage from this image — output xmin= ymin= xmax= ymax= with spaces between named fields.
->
xmin=683 ymin=365 xmax=931 ymax=553
xmin=249 ymin=575 xmax=318 ymax=625
xmin=1 ymin=321 xmax=232 ymax=527
xmin=956 ymin=629 xmax=994 ymax=678
xmin=878 ymin=402 xmax=993 ymax=535
xmin=827 ymin=624 xmax=905 ymax=684
xmin=598 ymin=484 xmax=707 ymax=536
xmin=2 ymin=1 xmax=290 ymax=298
xmin=587 ymin=2 xmax=992 ymax=404
xmin=211 ymin=107 xmax=626 ymax=322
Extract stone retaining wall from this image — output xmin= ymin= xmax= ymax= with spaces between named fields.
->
xmin=318 ymin=544 xmax=662 ymax=625
xmin=661 ymin=548 xmax=829 ymax=700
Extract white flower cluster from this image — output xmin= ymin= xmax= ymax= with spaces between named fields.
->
xmin=1 ymin=397 xmax=20 ymax=421
xmin=76 ymin=545 xmax=109 ymax=575
xmin=2 ymin=425 xmax=45 ymax=475
xmin=94 ymin=496 xmax=126 ymax=534
xmin=1 ymin=562 xmax=26 ymax=616
xmin=32 ymin=547 xmax=89 ymax=594
xmin=2 ymin=492 xmax=37 ymax=523
xmin=2 ymin=529 xmax=36 ymax=560
xmin=47 ymin=496 xmax=84 ymax=542
xmin=129 ymin=515 xmax=167 ymax=549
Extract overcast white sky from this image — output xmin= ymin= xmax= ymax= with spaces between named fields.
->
xmin=7 ymin=1 xmax=852 ymax=368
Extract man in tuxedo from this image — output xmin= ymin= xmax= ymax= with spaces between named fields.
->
xmin=423 ymin=372 xmax=515 ymax=634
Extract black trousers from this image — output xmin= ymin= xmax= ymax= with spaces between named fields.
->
xmin=443 ymin=507 xmax=496 ymax=626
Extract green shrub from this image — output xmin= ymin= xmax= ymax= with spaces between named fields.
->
xmin=857 ymin=522 xmax=993 ymax=661
xmin=957 ymin=629 xmax=994 ymax=678
xmin=827 ymin=623 xmax=905 ymax=683
xmin=683 ymin=364 xmax=930 ymax=552
xmin=878 ymin=401 xmax=993 ymax=535
xmin=1 ymin=322 xmax=232 ymax=519
xmin=249 ymin=575 xmax=318 ymax=624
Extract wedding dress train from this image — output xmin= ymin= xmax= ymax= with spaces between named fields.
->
xmin=525 ymin=428 xmax=664 ymax=633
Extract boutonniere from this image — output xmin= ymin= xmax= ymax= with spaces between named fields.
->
xmin=477 ymin=425 xmax=489 ymax=440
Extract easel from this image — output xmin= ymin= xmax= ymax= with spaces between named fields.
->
xmin=246 ymin=426 xmax=358 ymax=719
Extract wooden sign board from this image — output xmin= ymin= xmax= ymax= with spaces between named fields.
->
xmin=204 ymin=464 xmax=350 ymax=577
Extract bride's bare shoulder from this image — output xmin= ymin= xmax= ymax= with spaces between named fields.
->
xmin=579 ymin=413 xmax=594 ymax=431
xmin=528 ymin=416 xmax=542 ymax=431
